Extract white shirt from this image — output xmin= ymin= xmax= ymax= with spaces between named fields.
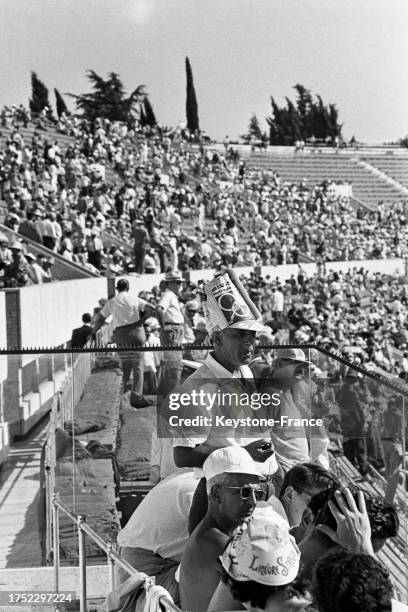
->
xmin=272 ymin=290 xmax=284 ymax=312
xmin=158 ymin=289 xmax=184 ymax=324
xmin=100 ymin=291 xmax=148 ymax=329
xmin=152 ymin=352 xmax=279 ymax=479
xmin=144 ymin=333 xmax=161 ymax=372
xmin=117 ymin=471 xmax=199 ymax=560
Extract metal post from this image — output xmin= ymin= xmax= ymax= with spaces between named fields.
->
xmin=52 ymin=493 xmax=60 ymax=592
xmin=45 ymin=463 xmax=52 ymax=563
xmin=107 ymin=541 xmax=116 ymax=591
xmin=77 ymin=515 xmax=87 ymax=612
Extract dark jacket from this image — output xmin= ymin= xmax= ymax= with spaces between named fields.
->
xmin=70 ymin=324 xmax=92 ymax=349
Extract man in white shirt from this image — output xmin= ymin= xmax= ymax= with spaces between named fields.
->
xmin=153 ymin=270 xmax=279 ymax=481
xmin=271 ymin=285 xmax=284 ymax=320
xmin=117 ymin=471 xmax=200 ymax=603
xmin=156 ymin=270 xmax=185 ymax=399
xmin=92 ymin=279 xmax=151 ymax=395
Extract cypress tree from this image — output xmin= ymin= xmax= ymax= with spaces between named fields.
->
xmin=29 ymin=72 xmax=50 ymax=115
xmin=185 ymin=57 xmax=199 ymax=133
xmin=142 ymin=96 xmax=157 ymax=127
xmin=54 ymin=88 xmax=69 ymax=118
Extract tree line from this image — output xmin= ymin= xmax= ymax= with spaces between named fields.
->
xmin=28 ymin=57 xmax=200 ymax=132
xmin=27 ymin=69 xmax=408 ymax=146
xmin=242 ymin=84 xmax=343 ymax=145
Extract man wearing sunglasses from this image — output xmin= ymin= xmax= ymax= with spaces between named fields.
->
xmin=179 ymin=446 xmax=274 ymax=612
xmin=257 ymin=348 xmax=312 ymax=472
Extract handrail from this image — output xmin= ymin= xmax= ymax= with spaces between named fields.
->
xmin=52 ymin=493 xmax=181 ymax=612
xmin=0 ymin=223 xmax=99 ymax=279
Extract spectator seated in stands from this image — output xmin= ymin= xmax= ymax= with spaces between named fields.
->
xmin=116 ymin=470 xmax=201 ymax=606
xmin=0 ymin=233 xmax=12 ymax=286
xmin=298 ymin=486 xmax=399 ymax=580
xmin=276 ymin=463 xmax=339 ymax=534
xmin=256 ymin=348 xmax=312 ymax=472
xmin=18 ymin=209 xmax=43 ymax=244
xmin=310 ymin=549 xmax=396 ymax=612
xmin=3 ymin=240 xmax=30 ymax=287
xmin=183 ymin=319 xmax=210 ymax=362
xmin=208 ymin=505 xmax=310 ymax=612
xmin=179 ymin=447 xmax=265 ymax=612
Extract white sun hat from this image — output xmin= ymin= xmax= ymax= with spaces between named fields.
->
xmin=220 ymin=505 xmax=300 ymax=586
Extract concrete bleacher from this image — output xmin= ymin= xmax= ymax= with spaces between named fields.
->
xmin=0 ymin=122 xmax=75 ymax=153
xmin=246 ymin=151 xmax=408 ymax=208
xmin=362 ymin=154 xmax=408 ymax=190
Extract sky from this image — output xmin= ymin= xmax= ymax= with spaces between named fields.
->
xmin=0 ymin=0 xmax=407 ymax=142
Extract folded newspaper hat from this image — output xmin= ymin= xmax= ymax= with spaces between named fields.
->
xmin=220 ymin=505 xmax=300 ymax=586
xmin=201 ymin=270 xmax=264 ymax=334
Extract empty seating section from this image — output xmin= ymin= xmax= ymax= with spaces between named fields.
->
xmin=247 ymin=152 xmax=408 ymax=208
xmin=362 ymin=155 xmax=408 ymax=189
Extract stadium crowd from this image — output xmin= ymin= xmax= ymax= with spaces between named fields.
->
xmin=2 ymin=106 xmax=408 ymax=611
xmin=1 ymin=106 xmax=408 ymax=289
xmin=103 ymin=271 xmax=406 ymax=612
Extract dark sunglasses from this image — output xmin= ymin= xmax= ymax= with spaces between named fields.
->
xmin=220 ymin=485 xmax=266 ymax=501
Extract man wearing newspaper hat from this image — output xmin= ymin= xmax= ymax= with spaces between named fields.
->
xmin=153 ymin=269 xmax=281 ymax=482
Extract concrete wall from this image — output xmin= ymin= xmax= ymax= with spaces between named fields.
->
xmin=0 ymin=257 xmax=403 ymax=351
xmin=120 ymin=258 xmax=405 ymax=295
xmin=3 ymin=257 xmax=404 ymax=351
xmin=19 ymin=278 xmax=108 ymax=349
xmin=0 ymin=292 xmax=6 ymax=351
xmin=0 ymin=292 xmax=7 ymax=382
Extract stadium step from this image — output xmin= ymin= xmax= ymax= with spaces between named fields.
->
xmin=245 ymin=151 xmax=408 ymax=207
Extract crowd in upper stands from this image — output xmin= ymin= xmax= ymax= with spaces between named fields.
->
xmin=1 ymin=104 xmax=408 ymax=288
xmin=1 ymin=105 xmax=408 ymax=370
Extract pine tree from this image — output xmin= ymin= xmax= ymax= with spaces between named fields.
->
xmin=69 ymin=70 xmax=127 ymax=124
xmin=29 ymin=72 xmax=50 ymax=115
xmin=54 ymin=88 xmax=69 ymax=118
xmin=69 ymin=71 xmax=157 ymax=128
xmin=185 ymin=57 xmax=200 ymax=133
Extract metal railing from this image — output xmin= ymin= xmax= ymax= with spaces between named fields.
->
xmin=51 ymin=492 xmax=181 ymax=612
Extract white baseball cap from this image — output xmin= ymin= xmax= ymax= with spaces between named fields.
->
xmin=203 ymin=446 xmax=262 ymax=481
xmin=220 ymin=506 xmax=301 ymax=586
xmin=275 ymin=348 xmax=310 ymax=364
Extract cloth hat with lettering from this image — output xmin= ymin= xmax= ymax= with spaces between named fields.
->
xmin=203 ymin=446 xmax=262 ymax=481
xmin=200 ymin=270 xmax=264 ymax=334
xmin=220 ymin=506 xmax=301 ymax=586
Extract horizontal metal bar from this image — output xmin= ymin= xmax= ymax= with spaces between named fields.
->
xmin=2 ymin=341 xmax=407 ymax=396
xmin=80 ymin=523 xmax=109 ymax=554
xmin=0 ymin=342 xmax=315 ymax=354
